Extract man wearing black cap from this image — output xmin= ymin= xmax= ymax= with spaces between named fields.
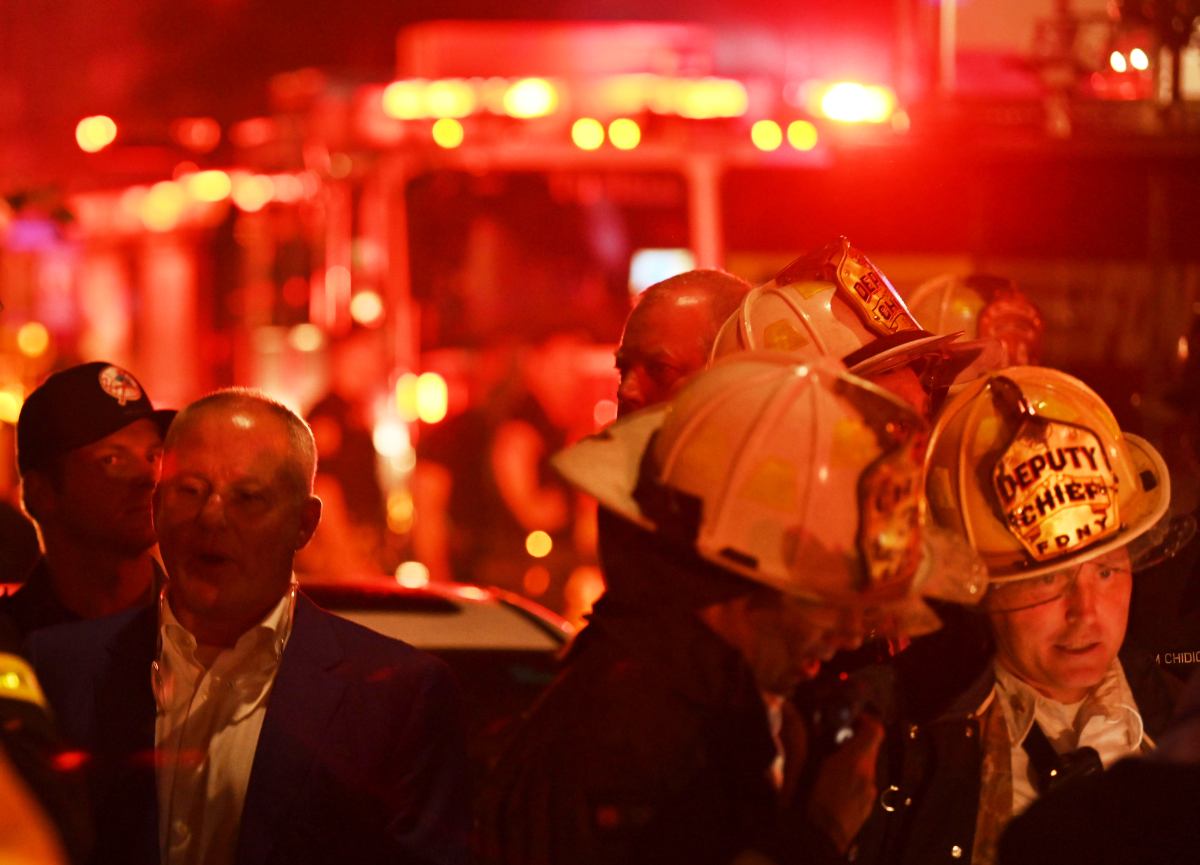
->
xmin=1 ymin=362 xmax=174 ymax=645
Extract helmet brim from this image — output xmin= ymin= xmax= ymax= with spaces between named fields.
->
xmin=551 ymin=406 xmax=664 ymax=532
xmin=848 ymin=331 xmax=974 ymax=377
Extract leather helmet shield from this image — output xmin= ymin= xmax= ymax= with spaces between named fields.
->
xmin=833 ymin=374 xmax=928 ymax=597
xmin=992 ymin=416 xmax=1119 ymax=563
xmin=773 ymin=236 xmax=920 ymax=339
xmin=857 ymin=441 xmax=924 ymax=595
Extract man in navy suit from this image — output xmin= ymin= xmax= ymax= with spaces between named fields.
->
xmin=28 ymin=389 xmax=468 ymax=865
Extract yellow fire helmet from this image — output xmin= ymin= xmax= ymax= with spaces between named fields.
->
xmin=925 ymin=367 xmax=1171 ymax=583
xmin=0 ymin=653 xmax=49 ymax=711
xmin=906 ymin=273 xmax=1044 ymax=368
xmin=710 ymin=236 xmax=971 ymax=379
xmin=554 ymin=353 xmax=985 ymax=633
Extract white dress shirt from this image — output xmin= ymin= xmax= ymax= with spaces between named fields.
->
xmin=993 ymin=659 xmax=1146 ymax=816
xmin=154 ymin=586 xmax=295 ymax=865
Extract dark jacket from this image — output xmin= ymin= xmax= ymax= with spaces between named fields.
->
xmin=853 ymin=647 xmax=1179 ymax=865
xmin=0 ymin=557 xmax=163 ymax=650
xmin=477 ymin=598 xmax=839 ymax=865
xmin=26 ymin=593 xmax=469 ymax=865
xmin=1126 ymin=515 xmax=1200 ymax=683
xmin=997 ymin=665 xmax=1200 ymax=865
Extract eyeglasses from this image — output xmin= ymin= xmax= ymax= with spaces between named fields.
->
xmin=985 ymin=557 xmax=1131 ymax=613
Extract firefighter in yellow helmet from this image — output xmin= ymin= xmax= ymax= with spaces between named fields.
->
xmin=480 ymin=354 xmax=983 ymax=865
xmin=856 ymin=367 xmax=1180 ymax=865
xmin=710 ymin=237 xmax=982 ymax=419
xmin=906 ymin=273 xmax=1044 ymax=369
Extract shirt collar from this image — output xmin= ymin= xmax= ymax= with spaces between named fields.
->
xmin=160 ymin=583 xmax=295 ymax=664
xmin=154 ymin=582 xmax=297 ymax=713
xmin=992 ymin=658 xmax=1142 ymax=751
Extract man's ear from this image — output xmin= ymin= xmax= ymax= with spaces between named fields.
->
xmin=21 ymin=471 xmax=56 ymax=524
xmin=294 ymin=495 xmax=322 ymax=551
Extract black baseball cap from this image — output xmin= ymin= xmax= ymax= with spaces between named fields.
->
xmin=16 ymin=362 xmax=176 ymax=474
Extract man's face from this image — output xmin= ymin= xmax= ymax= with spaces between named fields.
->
xmin=741 ymin=595 xmax=868 ymax=696
xmin=988 ymin=546 xmax=1132 ymax=703
xmin=155 ymin=407 xmax=320 ymax=646
xmin=615 ymin=293 xmax=714 ymax=417
xmin=45 ymin=418 xmax=163 ymax=555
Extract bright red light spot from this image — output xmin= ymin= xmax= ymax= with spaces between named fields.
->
xmin=171 ymin=117 xmax=221 ymax=153
xmin=51 ymin=750 xmax=90 ymax=772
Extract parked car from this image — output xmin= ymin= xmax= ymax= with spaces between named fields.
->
xmin=301 ymin=579 xmax=574 ymax=786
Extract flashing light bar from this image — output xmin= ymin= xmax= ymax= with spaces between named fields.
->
xmin=380 ymin=73 xmax=750 ymax=122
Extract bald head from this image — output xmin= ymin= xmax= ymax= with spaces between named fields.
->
xmin=166 ymin=389 xmax=317 ymax=498
xmin=636 ymin=269 xmax=751 ymax=332
xmin=616 ymin=269 xmax=751 ymax=416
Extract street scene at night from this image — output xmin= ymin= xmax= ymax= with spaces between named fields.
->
xmin=1 ymin=1 xmax=1200 ymax=863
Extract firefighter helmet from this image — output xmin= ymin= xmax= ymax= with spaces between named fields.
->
xmin=554 ymin=354 xmax=984 ymax=631
xmin=906 ymin=273 xmax=1044 ymax=368
xmin=925 ymin=366 xmax=1170 ymax=584
xmin=709 ymin=236 xmax=966 ymax=378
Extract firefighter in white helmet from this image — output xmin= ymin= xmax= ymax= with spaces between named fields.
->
xmin=856 ymin=366 xmax=1181 ymax=865
xmin=710 ymin=237 xmax=983 ymax=419
xmin=479 ymin=354 xmax=983 ymax=865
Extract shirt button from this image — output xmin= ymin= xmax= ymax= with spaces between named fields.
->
xmin=951 ymin=844 xmax=963 ymax=859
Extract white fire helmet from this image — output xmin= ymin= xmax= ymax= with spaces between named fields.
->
xmin=925 ymin=367 xmax=1171 ymax=584
xmin=710 ymin=236 xmax=971 ymax=379
xmin=906 ymin=273 xmax=1044 ymax=370
xmin=554 ymin=354 xmax=985 ymax=634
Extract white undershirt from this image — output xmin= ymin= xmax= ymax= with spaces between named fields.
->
xmin=993 ymin=659 xmax=1145 ymax=816
xmin=762 ymin=691 xmax=786 ymax=791
xmin=154 ymin=586 xmax=294 ymax=865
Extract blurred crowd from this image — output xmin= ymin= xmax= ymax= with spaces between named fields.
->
xmin=1 ymin=235 xmax=1198 ymax=865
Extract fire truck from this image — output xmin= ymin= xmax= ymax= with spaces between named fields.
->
xmin=2 ymin=13 xmax=1198 ymax=608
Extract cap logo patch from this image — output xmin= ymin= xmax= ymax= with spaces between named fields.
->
xmin=992 ymin=418 xmax=1119 ymax=561
xmin=97 ymin=365 xmax=143 ymax=406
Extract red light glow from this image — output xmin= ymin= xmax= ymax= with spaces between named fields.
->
xmin=51 ymin=750 xmax=91 ymax=772
xmin=171 ymin=117 xmax=221 ymax=153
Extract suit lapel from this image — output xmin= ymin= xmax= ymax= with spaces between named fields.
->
xmin=95 ymin=605 xmax=160 ymax=865
xmin=235 ymin=595 xmax=347 ymax=865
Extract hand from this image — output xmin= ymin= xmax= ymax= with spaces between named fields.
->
xmin=804 ymin=714 xmax=884 ymax=855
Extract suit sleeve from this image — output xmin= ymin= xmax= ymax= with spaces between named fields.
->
xmin=384 ymin=656 xmax=470 ymax=865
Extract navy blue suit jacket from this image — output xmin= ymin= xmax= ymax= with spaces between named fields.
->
xmin=27 ymin=593 xmax=468 ymax=865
